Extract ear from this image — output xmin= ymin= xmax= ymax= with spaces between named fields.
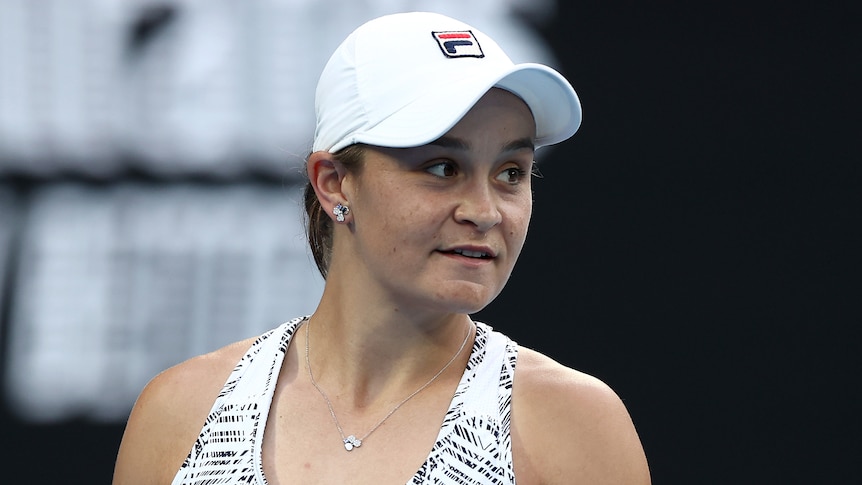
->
xmin=307 ymin=151 xmax=350 ymax=222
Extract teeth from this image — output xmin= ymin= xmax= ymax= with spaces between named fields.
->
xmin=453 ymin=249 xmax=488 ymax=258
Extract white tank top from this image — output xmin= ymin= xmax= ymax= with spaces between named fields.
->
xmin=171 ymin=316 xmax=518 ymax=484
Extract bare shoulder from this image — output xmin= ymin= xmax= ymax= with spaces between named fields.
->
xmin=511 ymin=346 xmax=651 ymax=485
xmin=112 ymin=336 xmax=257 ymax=485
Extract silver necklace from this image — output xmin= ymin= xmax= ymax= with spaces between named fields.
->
xmin=305 ymin=318 xmax=472 ymax=451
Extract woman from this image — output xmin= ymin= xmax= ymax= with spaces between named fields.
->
xmin=113 ymin=11 xmax=651 ymax=484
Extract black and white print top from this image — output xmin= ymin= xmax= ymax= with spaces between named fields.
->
xmin=171 ymin=316 xmax=518 ymax=485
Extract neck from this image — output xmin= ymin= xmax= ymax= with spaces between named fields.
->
xmin=302 ymin=311 xmax=475 ymax=452
xmin=304 ymin=299 xmax=474 ymax=409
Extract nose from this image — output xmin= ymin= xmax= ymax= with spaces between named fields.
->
xmin=453 ymin=182 xmax=502 ymax=232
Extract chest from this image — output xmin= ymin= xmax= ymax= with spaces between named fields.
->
xmin=172 ymin=322 xmax=517 ymax=484
xmin=261 ymin=380 xmax=455 ymax=484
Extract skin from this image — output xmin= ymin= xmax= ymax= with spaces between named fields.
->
xmin=112 ymin=89 xmax=651 ymax=484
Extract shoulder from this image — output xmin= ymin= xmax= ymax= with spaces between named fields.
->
xmin=511 ymin=346 xmax=651 ymax=485
xmin=112 ymin=336 xmax=258 ymax=485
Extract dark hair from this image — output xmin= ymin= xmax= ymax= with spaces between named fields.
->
xmin=303 ymin=144 xmax=365 ymax=279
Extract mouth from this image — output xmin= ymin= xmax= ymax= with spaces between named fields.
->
xmin=441 ymin=248 xmax=495 ymax=260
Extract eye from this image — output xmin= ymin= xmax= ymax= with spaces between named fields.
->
xmin=496 ymin=166 xmax=528 ymax=185
xmin=426 ymin=161 xmax=457 ymax=178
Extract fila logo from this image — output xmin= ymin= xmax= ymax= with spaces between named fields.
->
xmin=431 ymin=30 xmax=484 ymax=58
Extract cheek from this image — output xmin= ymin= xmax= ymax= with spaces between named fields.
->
xmin=508 ymin=198 xmax=532 ymax=232
xmin=377 ymin=197 xmax=439 ymax=250
xmin=506 ymin=204 xmax=532 ymax=252
xmin=511 ymin=220 xmax=530 ymax=247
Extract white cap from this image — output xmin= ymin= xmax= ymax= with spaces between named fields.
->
xmin=312 ymin=12 xmax=582 ymax=153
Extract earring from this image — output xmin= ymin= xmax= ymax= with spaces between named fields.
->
xmin=333 ymin=203 xmax=350 ymax=222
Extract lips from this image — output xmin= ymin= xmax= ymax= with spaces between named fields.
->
xmin=451 ymin=248 xmax=491 ymax=259
xmin=439 ymin=246 xmax=496 ymax=259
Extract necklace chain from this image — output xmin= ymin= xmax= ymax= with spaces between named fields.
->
xmin=304 ymin=318 xmax=472 ymax=451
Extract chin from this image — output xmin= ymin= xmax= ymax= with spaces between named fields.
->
xmin=432 ymin=283 xmax=500 ymax=315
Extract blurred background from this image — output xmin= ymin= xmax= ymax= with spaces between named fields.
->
xmin=0 ymin=0 xmax=858 ymax=483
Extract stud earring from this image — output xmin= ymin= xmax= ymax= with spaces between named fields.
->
xmin=333 ymin=203 xmax=350 ymax=222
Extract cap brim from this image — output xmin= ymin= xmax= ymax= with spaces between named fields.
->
xmin=330 ymin=63 xmax=581 ymax=152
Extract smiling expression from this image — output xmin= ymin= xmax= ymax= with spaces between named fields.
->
xmin=336 ymin=88 xmax=537 ymax=315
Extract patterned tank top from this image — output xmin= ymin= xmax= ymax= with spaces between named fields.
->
xmin=171 ymin=316 xmax=518 ymax=484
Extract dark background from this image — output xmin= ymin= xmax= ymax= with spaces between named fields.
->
xmin=2 ymin=1 xmax=859 ymax=483
xmin=479 ymin=2 xmax=859 ymax=483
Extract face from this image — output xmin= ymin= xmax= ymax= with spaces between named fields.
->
xmin=338 ymin=88 xmax=536 ymax=315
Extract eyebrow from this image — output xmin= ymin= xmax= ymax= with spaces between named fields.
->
xmin=429 ymin=136 xmax=535 ymax=153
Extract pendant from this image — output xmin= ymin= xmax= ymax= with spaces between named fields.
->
xmin=343 ymin=435 xmax=362 ymax=451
